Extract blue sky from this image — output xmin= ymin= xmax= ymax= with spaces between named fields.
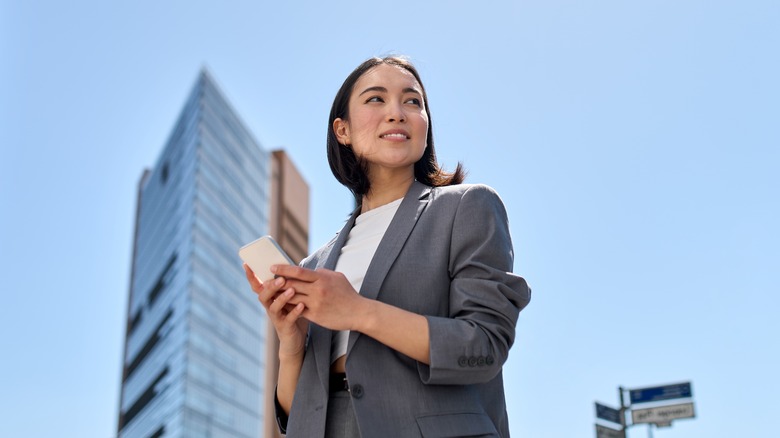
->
xmin=1 ymin=1 xmax=778 ymax=437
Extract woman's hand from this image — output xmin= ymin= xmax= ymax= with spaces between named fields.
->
xmin=243 ymin=263 xmax=308 ymax=360
xmin=270 ymin=265 xmax=367 ymax=332
xmin=272 ymin=264 xmax=432 ymax=365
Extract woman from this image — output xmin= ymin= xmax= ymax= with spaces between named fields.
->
xmin=244 ymin=56 xmax=531 ymax=437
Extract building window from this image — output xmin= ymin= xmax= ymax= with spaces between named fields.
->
xmin=124 ymin=309 xmax=173 ymax=381
xmin=161 ymin=162 xmax=170 ymax=184
xmin=148 ymin=253 xmax=177 ymax=307
xmin=119 ymin=367 xmax=169 ymax=429
xmin=128 ymin=308 xmax=143 ymax=335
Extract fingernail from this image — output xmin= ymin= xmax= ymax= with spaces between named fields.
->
xmin=274 ymin=277 xmax=284 ymax=287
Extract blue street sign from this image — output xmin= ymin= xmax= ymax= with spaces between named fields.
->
xmin=595 ymin=402 xmax=622 ymax=425
xmin=629 ymin=382 xmax=692 ymax=404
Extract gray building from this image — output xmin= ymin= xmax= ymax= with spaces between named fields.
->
xmin=118 ymin=70 xmax=309 ymax=438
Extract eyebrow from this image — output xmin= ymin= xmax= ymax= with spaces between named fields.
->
xmin=358 ymin=86 xmax=422 ymax=96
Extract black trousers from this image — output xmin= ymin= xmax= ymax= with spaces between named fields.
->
xmin=324 ymin=390 xmax=360 ymax=438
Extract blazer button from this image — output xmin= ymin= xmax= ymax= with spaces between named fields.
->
xmin=351 ymin=384 xmax=364 ymax=399
xmin=477 ymin=356 xmax=486 ymax=367
xmin=468 ymin=356 xmax=478 ymax=367
xmin=458 ymin=356 xmax=468 ymax=367
xmin=485 ymin=355 xmax=495 ymax=366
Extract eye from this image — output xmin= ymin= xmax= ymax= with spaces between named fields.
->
xmin=366 ymin=96 xmax=384 ymax=103
xmin=405 ymin=97 xmax=422 ymax=107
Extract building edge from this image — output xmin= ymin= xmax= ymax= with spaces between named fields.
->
xmin=264 ymin=150 xmax=310 ymax=438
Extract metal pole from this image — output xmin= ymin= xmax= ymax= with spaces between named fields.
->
xmin=619 ymin=386 xmax=627 ymax=437
xmin=648 ymin=424 xmax=654 ymax=438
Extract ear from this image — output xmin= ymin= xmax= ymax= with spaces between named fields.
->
xmin=333 ymin=118 xmax=351 ymax=146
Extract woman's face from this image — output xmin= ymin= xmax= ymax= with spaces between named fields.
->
xmin=333 ymin=64 xmax=429 ymax=179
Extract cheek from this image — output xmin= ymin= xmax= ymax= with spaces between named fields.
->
xmin=355 ymin=112 xmax=378 ymax=127
xmin=416 ymin=115 xmax=430 ymax=138
xmin=348 ymin=111 xmax=380 ymax=136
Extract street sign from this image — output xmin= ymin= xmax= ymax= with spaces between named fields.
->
xmin=595 ymin=402 xmax=622 ymax=425
xmin=631 ymin=402 xmax=695 ymax=424
xmin=595 ymin=424 xmax=625 ymax=438
xmin=629 ymin=382 xmax=692 ymax=404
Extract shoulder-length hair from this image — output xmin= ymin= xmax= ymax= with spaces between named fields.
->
xmin=327 ymin=56 xmax=465 ymax=203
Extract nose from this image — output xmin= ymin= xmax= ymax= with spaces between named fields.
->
xmin=386 ymin=102 xmax=406 ymax=123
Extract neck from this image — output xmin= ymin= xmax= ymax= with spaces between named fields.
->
xmin=361 ymin=172 xmax=414 ymax=214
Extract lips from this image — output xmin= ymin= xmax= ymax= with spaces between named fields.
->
xmin=380 ymin=129 xmax=410 ymax=139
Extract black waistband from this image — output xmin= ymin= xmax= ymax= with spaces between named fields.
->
xmin=329 ymin=373 xmax=349 ymax=393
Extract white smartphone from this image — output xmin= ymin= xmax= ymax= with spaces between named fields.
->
xmin=238 ymin=235 xmax=295 ymax=283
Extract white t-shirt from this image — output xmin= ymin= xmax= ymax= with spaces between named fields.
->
xmin=330 ymin=198 xmax=403 ymax=364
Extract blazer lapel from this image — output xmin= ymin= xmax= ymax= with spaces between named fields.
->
xmin=347 ymin=181 xmax=432 ymax=355
xmin=310 ymin=208 xmax=360 ymax=390
xmin=321 ymin=208 xmax=360 ymax=270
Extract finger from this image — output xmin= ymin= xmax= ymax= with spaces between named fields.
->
xmin=243 ymin=264 xmax=264 ymax=291
xmin=269 ymin=288 xmax=296 ymax=314
xmin=280 ymin=302 xmax=299 ymax=314
xmin=284 ymin=302 xmax=305 ymax=322
xmin=277 ymin=278 xmax=312 ymax=297
xmin=271 ymin=265 xmax=319 ymax=282
xmin=258 ymin=277 xmax=287 ymax=307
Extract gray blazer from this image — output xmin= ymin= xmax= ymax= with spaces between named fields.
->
xmin=280 ymin=181 xmax=531 ymax=437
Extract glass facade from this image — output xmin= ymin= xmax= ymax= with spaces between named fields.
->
xmin=119 ymin=70 xmax=271 ymax=438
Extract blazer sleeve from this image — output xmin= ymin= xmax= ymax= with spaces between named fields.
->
xmin=419 ymin=184 xmax=531 ymax=385
xmin=273 ymin=386 xmax=289 ymax=434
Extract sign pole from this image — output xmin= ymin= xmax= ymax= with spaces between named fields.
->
xmin=601 ymin=382 xmax=694 ymax=437
xmin=618 ymin=386 xmax=627 ymax=436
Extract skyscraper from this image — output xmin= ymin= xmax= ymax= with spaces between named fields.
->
xmin=118 ymin=69 xmax=309 ymax=438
